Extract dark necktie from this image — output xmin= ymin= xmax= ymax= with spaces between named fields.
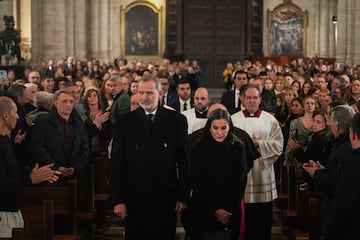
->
xmin=183 ymin=102 xmax=188 ymax=111
xmin=147 ymin=114 xmax=154 ymax=131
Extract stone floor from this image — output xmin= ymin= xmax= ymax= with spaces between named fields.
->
xmin=93 ymin=210 xmax=288 ymax=240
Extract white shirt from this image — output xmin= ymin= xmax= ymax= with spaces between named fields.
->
xmin=235 ymin=89 xmax=240 ymax=108
xmin=179 ymin=99 xmax=191 ymax=112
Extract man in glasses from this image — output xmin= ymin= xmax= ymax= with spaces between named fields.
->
xmin=221 ymin=70 xmax=248 ymax=114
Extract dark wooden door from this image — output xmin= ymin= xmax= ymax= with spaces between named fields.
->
xmin=183 ymin=0 xmax=262 ymax=88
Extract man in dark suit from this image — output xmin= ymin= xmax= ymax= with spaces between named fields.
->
xmin=159 ymin=75 xmax=177 ymax=106
xmin=221 ymin=70 xmax=248 ymax=114
xmin=110 ymin=75 xmax=190 ymax=240
xmin=170 ymin=79 xmax=193 ymax=112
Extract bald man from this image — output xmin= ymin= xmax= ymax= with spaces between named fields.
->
xmin=181 ymin=87 xmax=210 ymax=134
xmin=0 ymin=96 xmax=60 ymax=237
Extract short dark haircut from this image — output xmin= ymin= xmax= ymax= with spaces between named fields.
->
xmin=7 ymin=84 xmax=26 ymax=100
xmin=42 ymin=71 xmax=55 ymax=80
xmin=234 ymin=70 xmax=248 ymax=77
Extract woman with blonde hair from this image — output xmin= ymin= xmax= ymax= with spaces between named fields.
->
xmin=223 ymin=62 xmax=234 ymax=91
xmin=273 ymin=75 xmax=289 ymax=95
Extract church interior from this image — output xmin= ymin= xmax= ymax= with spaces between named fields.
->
xmin=1 ymin=0 xmax=360 ymax=240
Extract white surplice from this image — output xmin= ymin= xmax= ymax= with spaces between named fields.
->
xmin=232 ymin=110 xmax=283 ymax=203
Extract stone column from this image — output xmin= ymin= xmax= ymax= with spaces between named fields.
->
xmin=318 ymin=0 xmax=329 ymax=57
xmin=352 ymin=0 xmax=360 ymax=64
xmin=52 ymin=1 xmax=67 ymax=58
xmin=65 ymin=0 xmax=75 ymax=58
xmin=336 ymin=0 xmax=357 ymax=65
xmin=98 ymin=0 xmax=111 ymax=62
xmin=73 ymin=0 xmax=87 ymax=60
xmin=89 ymin=0 xmax=100 ymax=58
xmin=30 ymin=0 xmax=42 ymax=65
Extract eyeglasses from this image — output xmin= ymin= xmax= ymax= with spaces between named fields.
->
xmin=236 ymin=77 xmax=247 ymax=80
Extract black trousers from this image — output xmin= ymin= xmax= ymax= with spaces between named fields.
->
xmin=124 ymin=191 xmax=177 ymax=240
xmin=245 ymin=201 xmax=273 ymax=240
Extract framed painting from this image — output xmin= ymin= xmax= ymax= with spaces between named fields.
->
xmin=267 ymin=0 xmax=308 ymax=57
xmin=120 ymin=1 xmax=163 ymax=57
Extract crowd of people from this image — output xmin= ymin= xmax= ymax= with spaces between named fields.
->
xmin=0 ymin=55 xmax=360 ymax=240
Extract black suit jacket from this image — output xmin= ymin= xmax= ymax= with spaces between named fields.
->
xmin=221 ymin=90 xmax=241 ymax=114
xmin=110 ymin=106 xmax=190 ymax=206
xmin=169 ymin=98 xmax=194 ymax=112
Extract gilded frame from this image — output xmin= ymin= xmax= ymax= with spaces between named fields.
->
xmin=120 ymin=1 xmax=163 ymax=58
xmin=267 ymin=0 xmax=308 ymax=57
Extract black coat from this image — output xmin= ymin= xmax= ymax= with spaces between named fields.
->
xmin=110 ymin=106 xmax=190 ymax=204
xmin=189 ymin=127 xmax=260 ymax=172
xmin=313 ymin=131 xmax=352 ymax=213
xmin=325 ymin=148 xmax=360 ymax=240
xmin=220 ymin=90 xmax=241 ymax=114
xmin=293 ymin=129 xmax=332 ymax=164
xmin=190 ymin=134 xmax=247 ymax=239
xmin=31 ymin=107 xmax=89 ymax=174
xmin=110 ymin=106 xmax=190 ymax=239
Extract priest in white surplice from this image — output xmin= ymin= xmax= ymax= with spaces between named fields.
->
xmin=231 ymin=85 xmax=283 ymax=240
xmin=181 ymin=87 xmax=210 ymax=134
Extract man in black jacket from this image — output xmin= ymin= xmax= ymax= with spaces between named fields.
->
xmin=303 ymin=105 xmax=355 ymax=219
xmin=221 ymin=70 xmax=248 ymax=114
xmin=32 ymin=90 xmax=89 ymax=184
xmin=325 ymin=112 xmax=360 ymax=240
xmin=110 ymin=75 xmax=190 ymax=240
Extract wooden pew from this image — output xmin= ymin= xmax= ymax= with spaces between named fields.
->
xmin=76 ymin=165 xmax=95 ymax=239
xmin=22 ymin=180 xmax=77 ymax=235
xmin=92 ymin=152 xmax=109 ymax=228
xmin=22 ymin=200 xmax=54 ymax=240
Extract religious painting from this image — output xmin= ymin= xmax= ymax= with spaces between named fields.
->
xmin=121 ymin=1 xmax=163 ymax=57
xmin=267 ymin=0 xmax=308 ymax=57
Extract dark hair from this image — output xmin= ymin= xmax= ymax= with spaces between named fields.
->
xmin=203 ymin=108 xmax=238 ymax=144
xmin=7 ymin=84 xmax=26 ymax=100
xmin=350 ymin=112 xmax=360 ymax=139
xmin=82 ymin=88 xmax=104 ymax=113
xmin=307 ymin=87 xmax=320 ymax=96
xmin=54 ymin=77 xmax=70 ymax=91
xmin=233 ymin=70 xmax=248 ymax=81
xmin=42 ymin=71 xmax=55 ymax=80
